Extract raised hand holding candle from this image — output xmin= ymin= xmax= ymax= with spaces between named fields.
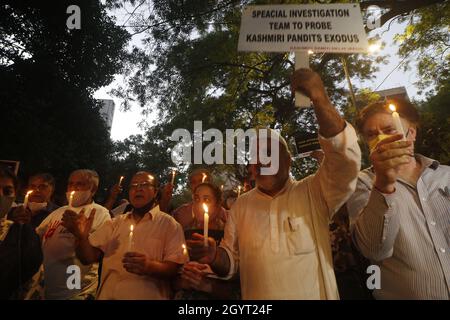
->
xmin=202 ymin=203 xmax=209 ymax=247
xmin=23 ymin=190 xmax=33 ymax=209
xmin=389 ymin=104 xmax=405 ymax=139
xmin=128 ymin=224 xmax=134 ymax=252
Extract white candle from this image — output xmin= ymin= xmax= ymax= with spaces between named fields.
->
xmin=203 ymin=203 xmax=209 ymax=247
xmin=23 ymin=190 xmax=33 ymax=209
xmin=182 ymin=244 xmax=189 ymax=259
xmin=202 ymin=173 xmax=207 ymax=183
xmin=171 ymin=169 xmax=176 ymax=185
xmin=389 ymin=104 xmax=405 ymax=139
xmin=68 ymin=191 xmax=75 ymax=208
xmin=119 ymin=176 xmax=124 ymax=187
xmin=128 ymin=224 xmax=134 ymax=252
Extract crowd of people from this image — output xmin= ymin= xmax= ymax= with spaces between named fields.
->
xmin=0 ymin=69 xmax=448 ymax=300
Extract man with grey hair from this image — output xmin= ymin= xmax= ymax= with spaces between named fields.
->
xmin=36 ymin=169 xmax=111 ymax=299
xmin=188 ymin=69 xmax=361 ymax=299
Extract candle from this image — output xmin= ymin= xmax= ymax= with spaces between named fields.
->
xmin=128 ymin=224 xmax=134 ymax=252
xmin=202 ymin=173 xmax=207 ymax=183
xmin=203 ymin=203 xmax=209 ymax=247
xmin=23 ymin=190 xmax=33 ymax=209
xmin=119 ymin=176 xmax=124 ymax=187
xmin=389 ymin=104 xmax=405 ymax=139
xmin=68 ymin=191 xmax=75 ymax=208
xmin=220 ymin=185 xmax=224 ymax=191
xmin=171 ymin=169 xmax=176 ymax=185
xmin=182 ymin=244 xmax=189 ymax=259
xmin=237 ymin=186 xmax=242 ymax=197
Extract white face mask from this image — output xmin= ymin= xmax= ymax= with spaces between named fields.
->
xmin=28 ymin=201 xmax=48 ymax=212
xmin=66 ymin=191 xmax=92 ymax=208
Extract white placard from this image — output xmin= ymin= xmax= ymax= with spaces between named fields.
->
xmin=238 ymin=4 xmax=368 ymax=53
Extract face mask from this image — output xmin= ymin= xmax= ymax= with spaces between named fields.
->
xmin=28 ymin=201 xmax=48 ymax=212
xmin=368 ymin=134 xmax=392 ymax=153
xmin=66 ymin=191 xmax=92 ymax=208
xmin=0 ymin=195 xmax=14 ymax=219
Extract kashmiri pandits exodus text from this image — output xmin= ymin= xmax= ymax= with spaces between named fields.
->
xmin=252 ymin=8 xmax=351 ymax=19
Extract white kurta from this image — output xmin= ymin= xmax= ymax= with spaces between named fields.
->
xmin=220 ymin=123 xmax=361 ymax=299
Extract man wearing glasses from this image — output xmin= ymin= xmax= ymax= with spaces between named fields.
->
xmin=62 ymin=171 xmax=187 ymax=300
xmin=10 ymin=173 xmax=59 ymax=228
xmin=346 ymin=99 xmax=450 ymax=299
xmin=35 ymin=169 xmax=111 ymax=300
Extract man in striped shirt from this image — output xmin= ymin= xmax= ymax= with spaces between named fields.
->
xmin=347 ymin=98 xmax=450 ymax=299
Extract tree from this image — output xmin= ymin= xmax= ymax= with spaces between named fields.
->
xmin=0 ymin=0 xmax=129 ymax=200
xmin=393 ymin=1 xmax=449 ymax=95
xmin=416 ymin=82 xmax=450 ymax=165
xmin=108 ymin=0 xmax=387 ymax=190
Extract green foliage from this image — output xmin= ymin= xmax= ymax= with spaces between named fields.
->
xmin=416 ymin=83 xmax=450 ymax=165
xmin=394 ymin=2 xmax=449 ymax=94
xmin=0 ymin=0 xmax=129 ymax=200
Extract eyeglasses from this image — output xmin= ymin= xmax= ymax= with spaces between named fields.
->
xmin=129 ymin=182 xmax=156 ymax=190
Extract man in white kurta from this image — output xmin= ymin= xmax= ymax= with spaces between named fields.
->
xmin=220 ymin=124 xmax=359 ymax=299
xmin=188 ymin=68 xmax=361 ymax=299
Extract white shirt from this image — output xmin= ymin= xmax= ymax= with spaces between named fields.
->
xmin=220 ymin=123 xmax=361 ymax=299
xmin=36 ymin=202 xmax=111 ymax=300
xmin=89 ymin=206 xmax=188 ymax=300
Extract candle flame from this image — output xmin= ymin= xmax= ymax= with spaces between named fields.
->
xmin=26 ymin=190 xmax=33 ymax=196
xmin=307 ymin=49 xmax=314 ymax=55
xmin=130 ymin=224 xmax=134 ymax=232
xmin=182 ymin=244 xmax=186 ymax=249
xmin=148 ymin=174 xmax=154 ymax=180
xmin=202 ymin=203 xmax=209 ymax=213
xmin=202 ymin=173 xmax=207 ymax=183
xmin=388 ymin=104 xmax=396 ymax=112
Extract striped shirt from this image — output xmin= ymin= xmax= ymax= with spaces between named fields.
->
xmin=347 ymin=154 xmax=450 ymax=299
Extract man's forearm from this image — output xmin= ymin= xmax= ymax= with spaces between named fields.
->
xmin=210 ymin=247 xmax=231 ymax=277
xmin=76 ymin=237 xmax=102 ymax=265
xmin=312 ymin=96 xmax=346 ymax=138
xmin=353 ymin=189 xmax=400 ymax=261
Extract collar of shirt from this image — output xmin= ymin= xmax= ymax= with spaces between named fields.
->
xmin=254 ymin=177 xmax=293 ymax=200
xmin=127 ymin=205 xmax=159 ymax=222
xmin=415 ymin=154 xmax=439 ymax=171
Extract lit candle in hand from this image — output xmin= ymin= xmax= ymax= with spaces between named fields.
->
xmin=68 ymin=191 xmax=75 ymax=209
xmin=171 ymin=169 xmax=176 ymax=185
xmin=389 ymin=104 xmax=405 ymax=139
xmin=23 ymin=190 xmax=33 ymax=209
xmin=202 ymin=203 xmax=209 ymax=247
xmin=128 ymin=224 xmax=134 ymax=252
